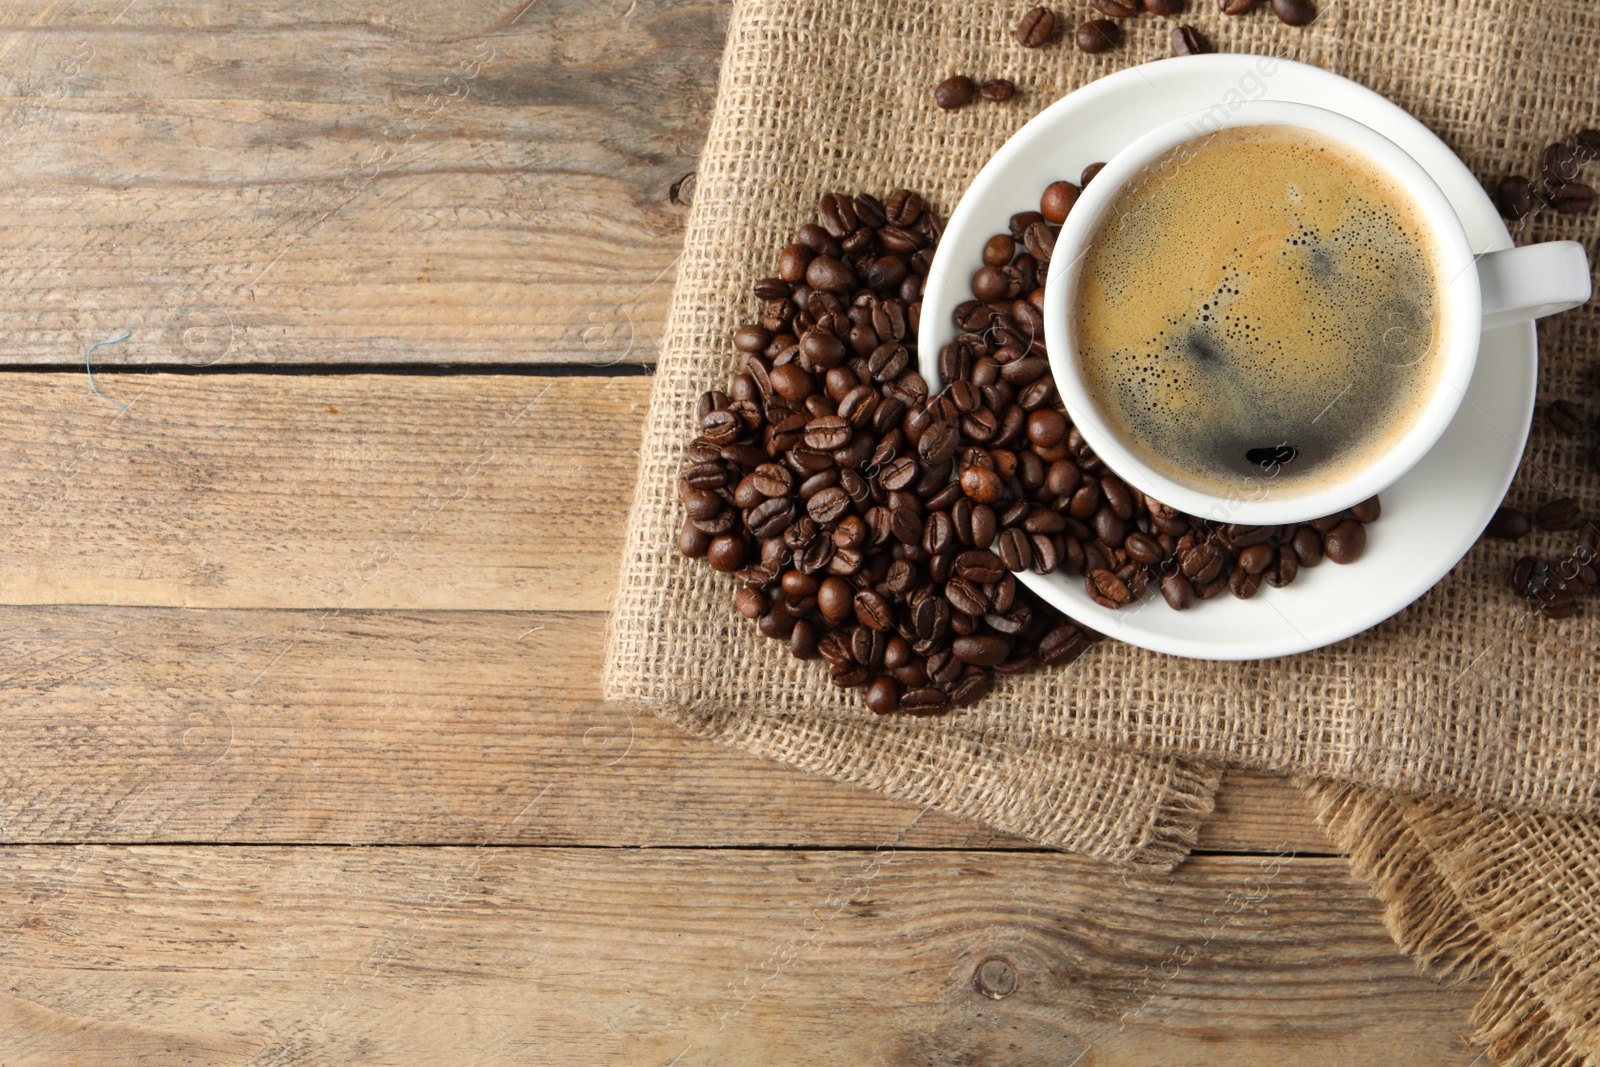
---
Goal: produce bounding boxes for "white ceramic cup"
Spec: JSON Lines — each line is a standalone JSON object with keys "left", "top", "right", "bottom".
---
{"left": 1042, "top": 100, "right": 1592, "bottom": 525}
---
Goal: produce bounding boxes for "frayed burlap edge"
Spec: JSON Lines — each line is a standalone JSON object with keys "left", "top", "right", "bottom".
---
{"left": 1303, "top": 781, "right": 1600, "bottom": 1067}
{"left": 651, "top": 704, "right": 1220, "bottom": 872}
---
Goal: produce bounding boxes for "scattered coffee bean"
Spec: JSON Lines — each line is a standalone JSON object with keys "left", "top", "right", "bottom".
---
{"left": 980, "top": 79, "right": 1017, "bottom": 102}
{"left": 1543, "top": 143, "right": 1579, "bottom": 185}
{"left": 1486, "top": 506, "right": 1532, "bottom": 540}
{"left": 1143, "top": 0, "right": 1185, "bottom": 11}
{"left": 1548, "top": 399, "right": 1585, "bottom": 436}
{"left": 1160, "top": 572, "right": 1194, "bottom": 610}
{"left": 1075, "top": 18, "right": 1119, "bottom": 53}
{"left": 1217, "top": 0, "right": 1251, "bottom": 13}
{"left": 1537, "top": 496, "right": 1583, "bottom": 532}
{"left": 1512, "top": 555, "right": 1548, "bottom": 599}
{"left": 1016, "top": 6, "right": 1056, "bottom": 47}
{"left": 1324, "top": 520, "right": 1367, "bottom": 564}
{"left": 1551, "top": 182, "right": 1597, "bottom": 214}
{"left": 1086, "top": 568, "right": 1134, "bottom": 608}
{"left": 1172, "top": 25, "right": 1207, "bottom": 54}
{"left": 1496, "top": 176, "right": 1536, "bottom": 220}
{"left": 1270, "top": 0, "right": 1316, "bottom": 25}
{"left": 935, "top": 75, "right": 977, "bottom": 110}
{"left": 1081, "top": 162, "right": 1105, "bottom": 186}
{"left": 1039, "top": 181, "right": 1079, "bottom": 224}
{"left": 1091, "top": 0, "right": 1140, "bottom": 16}
{"left": 1578, "top": 129, "right": 1600, "bottom": 154}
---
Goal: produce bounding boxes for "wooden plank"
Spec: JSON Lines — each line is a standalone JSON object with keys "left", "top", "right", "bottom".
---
{"left": 0, "top": 845, "right": 1481, "bottom": 1065}
{"left": 0, "top": 373, "right": 644, "bottom": 610}
{"left": 0, "top": 602, "right": 1326, "bottom": 854}
{"left": 0, "top": 0, "right": 724, "bottom": 365}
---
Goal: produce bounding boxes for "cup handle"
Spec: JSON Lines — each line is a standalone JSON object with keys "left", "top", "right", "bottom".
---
{"left": 1477, "top": 241, "right": 1592, "bottom": 331}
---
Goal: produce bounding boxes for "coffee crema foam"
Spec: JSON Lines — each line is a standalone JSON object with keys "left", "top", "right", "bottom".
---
{"left": 1072, "top": 125, "right": 1449, "bottom": 498}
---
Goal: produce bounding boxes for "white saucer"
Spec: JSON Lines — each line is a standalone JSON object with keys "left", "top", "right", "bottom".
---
{"left": 919, "top": 55, "right": 1535, "bottom": 661}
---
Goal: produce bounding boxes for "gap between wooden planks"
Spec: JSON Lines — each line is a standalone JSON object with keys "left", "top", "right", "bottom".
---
{"left": 0, "top": 845, "right": 1482, "bottom": 1066}
{"left": 0, "top": 0, "right": 723, "bottom": 365}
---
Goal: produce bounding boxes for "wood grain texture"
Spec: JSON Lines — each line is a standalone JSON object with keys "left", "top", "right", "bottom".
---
{"left": 0, "top": 845, "right": 1481, "bottom": 1066}
{"left": 0, "top": 373, "right": 643, "bottom": 610}
{"left": 0, "top": 0, "right": 723, "bottom": 366}
{"left": 0, "top": 602, "right": 1322, "bottom": 853}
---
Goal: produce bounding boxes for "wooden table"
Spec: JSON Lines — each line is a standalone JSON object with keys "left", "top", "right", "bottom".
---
{"left": 0, "top": 2, "right": 1489, "bottom": 1062}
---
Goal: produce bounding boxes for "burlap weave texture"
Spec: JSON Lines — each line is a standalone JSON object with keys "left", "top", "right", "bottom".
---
{"left": 604, "top": 0, "right": 1600, "bottom": 814}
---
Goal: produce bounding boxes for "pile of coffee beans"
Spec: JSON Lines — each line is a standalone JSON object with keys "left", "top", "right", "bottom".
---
{"left": 1495, "top": 128, "right": 1599, "bottom": 220}
{"left": 942, "top": 163, "right": 1380, "bottom": 613}
{"left": 678, "top": 191, "right": 1098, "bottom": 716}
{"left": 1484, "top": 395, "right": 1599, "bottom": 618}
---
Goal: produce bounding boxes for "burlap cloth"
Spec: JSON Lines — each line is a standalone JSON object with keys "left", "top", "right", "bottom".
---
{"left": 602, "top": 1, "right": 1600, "bottom": 1062}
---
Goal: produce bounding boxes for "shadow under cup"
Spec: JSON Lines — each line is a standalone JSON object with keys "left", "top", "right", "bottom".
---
{"left": 1043, "top": 104, "right": 1481, "bottom": 527}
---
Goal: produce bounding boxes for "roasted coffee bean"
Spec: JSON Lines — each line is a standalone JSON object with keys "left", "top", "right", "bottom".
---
{"left": 935, "top": 74, "right": 977, "bottom": 110}
{"left": 1124, "top": 531, "right": 1162, "bottom": 566}
{"left": 913, "top": 595, "right": 951, "bottom": 643}
{"left": 1039, "top": 181, "right": 1079, "bottom": 224}
{"left": 1091, "top": 0, "right": 1139, "bottom": 15}
{"left": 1538, "top": 496, "right": 1583, "bottom": 531}
{"left": 1552, "top": 183, "right": 1597, "bottom": 214}
{"left": 1228, "top": 565, "right": 1262, "bottom": 600}
{"left": 1038, "top": 624, "right": 1090, "bottom": 666}
{"left": 955, "top": 549, "right": 1007, "bottom": 584}
{"left": 707, "top": 534, "right": 748, "bottom": 573}
{"left": 996, "top": 527, "right": 1033, "bottom": 571}
{"left": 1217, "top": 0, "right": 1251, "bottom": 12}
{"left": 805, "top": 255, "right": 855, "bottom": 294}
{"left": 1270, "top": 0, "right": 1315, "bottom": 24}
{"left": 816, "top": 631, "right": 853, "bottom": 668}
{"left": 1496, "top": 176, "right": 1536, "bottom": 220}
{"left": 949, "top": 669, "right": 993, "bottom": 706}
{"left": 1075, "top": 18, "right": 1119, "bottom": 53}
{"left": 982, "top": 234, "right": 1017, "bottom": 267}
{"left": 952, "top": 634, "right": 1013, "bottom": 666}
{"left": 1542, "top": 589, "right": 1583, "bottom": 619}
{"left": 1266, "top": 546, "right": 1300, "bottom": 588}
{"left": 747, "top": 496, "right": 796, "bottom": 538}
{"left": 1324, "top": 519, "right": 1367, "bottom": 564}
{"left": 1310, "top": 513, "right": 1344, "bottom": 533}
{"left": 1179, "top": 541, "right": 1225, "bottom": 583}
{"left": 1579, "top": 518, "right": 1600, "bottom": 558}
{"left": 1543, "top": 143, "right": 1579, "bottom": 185}
{"left": 864, "top": 674, "right": 903, "bottom": 714}
{"left": 1081, "top": 161, "right": 1106, "bottom": 186}
{"left": 788, "top": 618, "right": 819, "bottom": 659}
{"left": 830, "top": 663, "right": 870, "bottom": 688}
{"left": 960, "top": 464, "right": 1005, "bottom": 504}
{"left": 1092, "top": 507, "right": 1125, "bottom": 547}
{"left": 1022, "top": 220, "right": 1057, "bottom": 263}
{"left": 1029, "top": 532, "right": 1061, "bottom": 575}
{"left": 884, "top": 189, "right": 924, "bottom": 227}
{"left": 1016, "top": 5, "right": 1056, "bottom": 46}
{"left": 1349, "top": 496, "right": 1382, "bottom": 524}
{"left": 803, "top": 415, "right": 852, "bottom": 450}
{"left": 817, "top": 576, "right": 855, "bottom": 623}
{"left": 919, "top": 419, "right": 960, "bottom": 464}
{"left": 1579, "top": 128, "right": 1600, "bottom": 154}
{"left": 1548, "top": 399, "right": 1585, "bottom": 436}
{"left": 851, "top": 624, "right": 886, "bottom": 667}
{"left": 1238, "top": 542, "right": 1274, "bottom": 575}
{"left": 1512, "top": 555, "right": 1548, "bottom": 599}
{"left": 1486, "top": 506, "right": 1531, "bottom": 540}
{"left": 900, "top": 686, "right": 951, "bottom": 714}
{"left": 805, "top": 486, "right": 850, "bottom": 524}
{"left": 680, "top": 517, "right": 712, "bottom": 558}
{"left": 979, "top": 79, "right": 1017, "bottom": 102}
{"left": 1085, "top": 568, "right": 1134, "bottom": 608}
{"left": 1556, "top": 554, "right": 1599, "bottom": 593}
{"left": 889, "top": 506, "right": 924, "bottom": 546}
{"left": 1172, "top": 24, "right": 1207, "bottom": 54}
{"left": 945, "top": 576, "right": 989, "bottom": 616}
{"left": 1144, "top": 0, "right": 1185, "bottom": 10}
{"left": 1160, "top": 572, "right": 1194, "bottom": 610}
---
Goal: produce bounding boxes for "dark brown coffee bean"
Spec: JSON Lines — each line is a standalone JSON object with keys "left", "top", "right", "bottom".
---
{"left": 1485, "top": 506, "right": 1530, "bottom": 540}
{"left": 949, "top": 669, "right": 992, "bottom": 706}
{"left": 852, "top": 589, "right": 892, "bottom": 632}
{"left": 748, "top": 463, "right": 792, "bottom": 498}
{"left": 1022, "top": 220, "right": 1057, "bottom": 264}
{"left": 1080, "top": 161, "right": 1105, "bottom": 186}
{"left": 1160, "top": 572, "right": 1194, "bottom": 611}
{"left": 996, "top": 527, "right": 1033, "bottom": 571}
{"left": 979, "top": 79, "right": 1016, "bottom": 102}
{"left": 900, "top": 686, "right": 951, "bottom": 714}
{"left": 850, "top": 625, "right": 885, "bottom": 668}
{"left": 1270, "top": 0, "right": 1315, "bottom": 24}
{"left": 1228, "top": 565, "right": 1262, "bottom": 600}
{"left": 805, "top": 256, "right": 855, "bottom": 294}
{"left": 1227, "top": 523, "right": 1274, "bottom": 548}
{"left": 913, "top": 595, "right": 951, "bottom": 644}
{"left": 1556, "top": 554, "right": 1598, "bottom": 593}
{"left": 707, "top": 534, "right": 747, "bottom": 573}
{"left": 1542, "top": 589, "right": 1583, "bottom": 619}
{"left": 1324, "top": 519, "right": 1367, "bottom": 564}
{"left": 1092, "top": 507, "right": 1125, "bottom": 547}
{"left": 1266, "top": 546, "right": 1300, "bottom": 588}
{"left": 777, "top": 244, "right": 811, "bottom": 283}
{"left": 951, "top": 634, "right": 1013, "bottom": 666}
{"left": 1145, "top": 0, "right": 1184, "bottom": 11}
{"left": 1016, "top": 6, "right": 1056, "bottom": 46}
{"left": 1548, "top": 399, "right": 1585, "bottom": 436}
{"left": 1310, "top": 513, "right": 1344, "bottom": 533}
{"left": 1075, "top": 18, "right": 1119, "bottom": 53}
{"left": 955, "top": 549, "right": 1007, "bottom": 585}
{"left": 1123, "top": 532, "right": 1162, "bottom": 567}
{"left": 864, "top": 675, "right": 903, "bottom": 714}
{"left": 1538, "top": 496, "right": 1583, "bottom": 531}
{"left": 959, "top": 465, "right": 1005, "bottom": 505}
{"left": 1543, "top": 143, "right": 1579, "bottom": 185}
{"left": 945, "top": 576, "right": 989, "bottom": 616}
{"left": 803, "top": 415, "right": 852, "bottom": 451}
{"left": 970, "top": 505, "right": 999, "bottom": 549}
{"left": 1085, "top": 568, "right": 1133, "bottom": 608}
{"left": 830, "top": 663, "right": 870, "bottom": 688}
{"left": 1579, "top": 518, "right": 1600, "bottom": 558}
{"left": 1179, "top": 541, "right": 1224, "bottom": 583}
{"left": 935, "top": 75, "right": 976, "bottom": 110}
{"left": 1171, "top": 24, "right": 1207, "bottom": 54}
{"left": 882, "top": 189, "right": 923, "bottom": 228}
{"left": 1029, "top": 532, "right": 1061, "bottom": 575}
{"left": 806, "top": 486, "right": 850, "bottom": 525}
{"left": 680, "top": 517, "right": 712, "bottom": 558}
{"left": 1092, "top": 0, "right": 1140, "bottom": 13}
{"left": 1579, "top": 129, "right": 1600, "bottom": 154}
{"left": 1349, "top": 496, "right": 1382, "bottom": 524}
{"left": 919, "top": 419, "right": 960, "bottom": 464}
{"left": 1217, "top": 0, "right": 1251, "bottom": 12}
{"left": 786, "top": 618, "right": 819, "bottom": 660}
{"left": 1038, "top": 624, "right": 1090, "bottom": 666}
{"left": 747, "top": 496, "right": 796, "bottom": 538}
{"left": 1496, "top": 176, "right": 1536, "bottom": 220}
{"left": 1039, "top": 181, "right": 1079, "bottom": 224}
{"left": 1512, "top": 555, "right": 1547, "bottom": 599}
{"left": 1552, "top": 183, "right": 1597, "bottom": 214}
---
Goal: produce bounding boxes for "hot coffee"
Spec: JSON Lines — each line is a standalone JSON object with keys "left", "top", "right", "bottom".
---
{"left": 1072, "top": 125, "right": 1449, "bottom": 497}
